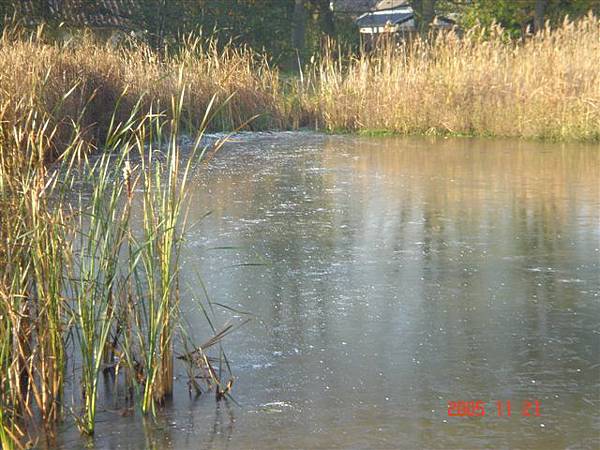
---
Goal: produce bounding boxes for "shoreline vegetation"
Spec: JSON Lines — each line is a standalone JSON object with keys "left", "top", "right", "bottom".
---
{"left": 0, "top": 14, "right": 599, "bottom": 449}
{"left": 0, "top": 66, "right": 237, "bottom": 449}
{"left": 2, "top": 16, "right": 600, "bottom": 146}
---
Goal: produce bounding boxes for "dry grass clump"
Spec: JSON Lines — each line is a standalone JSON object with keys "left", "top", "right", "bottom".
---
{"left": 0, "top": 27, "right": 288, "bottom": 156}
{"left": 307, "top": 14, "right": 600, "bottom": 141}
{"left": 0, "top": 91, "right": 237, "bottom": 448}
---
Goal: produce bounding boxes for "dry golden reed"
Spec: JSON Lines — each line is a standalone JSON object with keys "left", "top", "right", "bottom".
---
{"left": 1, "top": 16, "right": 600, "bottom": 144}
{"left": 0, "top": 98, "right": 236, "bottom": 448}
{"left": 0, "top": 28, "right": 289, "bottom": 155}
{"left": 306, "top": 14, "right": 600, "bottom": 141}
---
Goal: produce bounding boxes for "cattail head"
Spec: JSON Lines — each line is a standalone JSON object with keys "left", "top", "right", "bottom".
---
{"left": 123, "top": 160, "right": 132, "bottom": 199}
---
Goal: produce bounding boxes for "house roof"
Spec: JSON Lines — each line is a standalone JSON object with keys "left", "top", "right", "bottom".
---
{"left": 356, "top": 4, "right": 456, "bottom": 31}
{"left": 375, "top": 0, "right": 410, "bottom": 10}
{"left": 356, "top": 8, "right": 413, "bottom": 28}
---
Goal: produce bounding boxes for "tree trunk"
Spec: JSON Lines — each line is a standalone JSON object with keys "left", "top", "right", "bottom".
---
{"left": 412, "top": 0, "right": 422, "bottom": 31}
{"left": 421, "top": 0, "right": 435, "bottom": 34}
{"left": 292, "top": 0, "right": 307, "bottom": 54}
{"left": 534, "top": 0, "right": 548, "bottom": 33}
{"left": 317, "top": 0, "right": 335, "bottom": 37}
{"left": 38, "top": 0, "right": 51, "bottom": 22}
{"left": 412, "top": 0, "right": 436, "bottom": 35}
{"left": 154, "top": 0, "right": 167, "bottom": 50}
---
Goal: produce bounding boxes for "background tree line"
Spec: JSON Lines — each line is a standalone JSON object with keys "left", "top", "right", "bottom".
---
{"left": 1, "top": 0, "right": 599, "bottom": 62}
{"left": 0, "top": 0, "right": 352, "bottom": 64}
{"left": 441, "top": 0, "right": 600, "bottom": 36}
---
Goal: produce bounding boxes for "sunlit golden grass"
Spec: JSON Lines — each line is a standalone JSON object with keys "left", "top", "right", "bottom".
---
{"left": 2, "top": 16, "right": 599, "bottom": 148}
{"left": 307, "top": 15, "right": 600, "bottom": 141}
{"left": 0, "top": 27, "right": 289, "bottom": 157}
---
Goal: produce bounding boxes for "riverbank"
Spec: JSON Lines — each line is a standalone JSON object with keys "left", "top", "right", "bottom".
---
{"left": 1, "top": 16, "right": 600, "bottom": 153}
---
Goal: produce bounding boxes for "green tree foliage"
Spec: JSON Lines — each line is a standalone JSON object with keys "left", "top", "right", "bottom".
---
{"left": 134, "top": 0, "right": 354, "bottom": 64}
{"left": 4, "top": 0, "right": 598, "bottom": 61}
{"left": 458, "top": 0, "right": 600, "bottom": 36}
{"left": 178, "top": 0, "right": 297, "bottom": 60}
{"left": 411, "top": 0, "right": 437, "bottom": 32}
{"left": 131, "top": 0, "right": 341, "bottom": 63}
{"left": 0, "top": 1, "right": 12, "bottom": 25}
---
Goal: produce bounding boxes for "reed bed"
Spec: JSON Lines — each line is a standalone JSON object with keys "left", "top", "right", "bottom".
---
{"left": 0, "top": 26, "right": 290, "bottom": 152}
{"left": 307, "top": 15, "right": 600, "bottom": 141}
{"left": 0, "top": 84, "right": 235, "bottom": 447}
{"left": 2, "top": 16, "right": 600, "bottom": 145}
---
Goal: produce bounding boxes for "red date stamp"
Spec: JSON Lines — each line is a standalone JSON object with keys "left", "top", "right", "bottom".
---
{"left": 447, "top": 400, "right": 541, "bottom": 417}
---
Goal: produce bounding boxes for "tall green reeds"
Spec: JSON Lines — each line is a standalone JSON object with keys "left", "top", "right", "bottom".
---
{"left": 70, "top": 148, "right": 131, "bottom": 434}
{"left": 123, "top": 90, "right": 210, "bottom": 416}
{"left": 0, "top": 84, "right": 232, "bottom": 445}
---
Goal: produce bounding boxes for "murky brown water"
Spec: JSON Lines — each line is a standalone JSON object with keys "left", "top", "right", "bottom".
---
{"left": 58, "top": 134, "right": 599, "bottom": 449}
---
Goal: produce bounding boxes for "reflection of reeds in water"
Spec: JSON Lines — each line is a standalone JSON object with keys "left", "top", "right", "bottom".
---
{"left": 0, "top": 90, "right": 235, "bottom": 447}
{"left": 323, "top": 137, "right": 599, "bottom": 227}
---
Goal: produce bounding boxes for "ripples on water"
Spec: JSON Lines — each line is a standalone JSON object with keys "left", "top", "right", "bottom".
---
{"left": 58, "top": 133, "right": 599, "bottom": 449}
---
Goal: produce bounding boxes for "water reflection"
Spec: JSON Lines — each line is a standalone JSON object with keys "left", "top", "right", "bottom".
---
{"left": 58, "top": 134, "right": 599, "bottom": 449}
